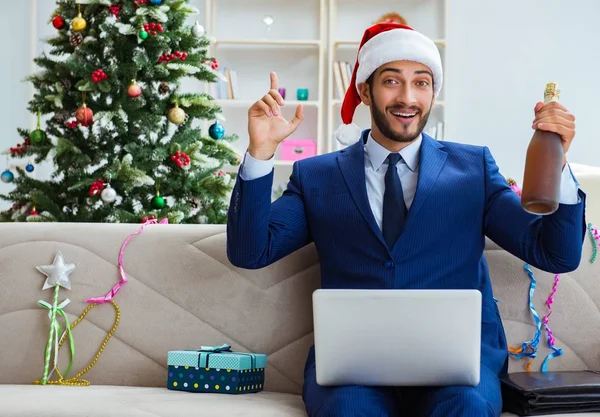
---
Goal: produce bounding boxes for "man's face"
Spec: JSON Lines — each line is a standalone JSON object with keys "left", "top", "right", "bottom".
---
{"left": 359, "top": 60, "right": 435, "bottom": 143}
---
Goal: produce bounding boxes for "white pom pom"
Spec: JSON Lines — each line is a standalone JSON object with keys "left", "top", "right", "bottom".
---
{"left": 334, "top": 123, "right": 362, "bottom": 146}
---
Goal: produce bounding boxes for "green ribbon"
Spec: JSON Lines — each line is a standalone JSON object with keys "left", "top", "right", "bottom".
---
{"left": 38, "top": 298, "right": 75, "bottom": 379}
{"left": 200, "top": 343, "right": 232, "bottom": 353}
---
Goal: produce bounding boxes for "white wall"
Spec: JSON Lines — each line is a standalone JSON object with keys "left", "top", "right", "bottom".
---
{"left": 0, "top": 0, "right": 598, "bottom": 211}
{"left": 0, "top": 0, "right": 37, "bottom": 208}
{"left": 445, "top": 0, "right": 600, "bottom": 182}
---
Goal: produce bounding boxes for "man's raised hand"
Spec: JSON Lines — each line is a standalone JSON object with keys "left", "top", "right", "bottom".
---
{"left": 247, "top": 72, "right": 304, "bottom": 160}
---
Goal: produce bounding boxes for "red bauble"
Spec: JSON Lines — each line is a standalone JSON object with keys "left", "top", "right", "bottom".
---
{"left": 75, "top": 105, "right": 94, "bottom": 127}
{"left": 128, "top": 81, "right": 142, "bottom": 98}
{"left": 52, "top": 16, "right": 66, "bottom": 30}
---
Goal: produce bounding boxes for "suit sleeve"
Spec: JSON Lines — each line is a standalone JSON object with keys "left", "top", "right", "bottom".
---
{"left": 226, "top": 161, "right": 313, "bottom": 269}
{"left": 482, "top": 146, "right": 586, "bottom": 274}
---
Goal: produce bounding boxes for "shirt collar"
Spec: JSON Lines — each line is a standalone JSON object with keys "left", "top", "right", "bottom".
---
{"left": 365, "top": 131, "right": 422, "bottom": 172}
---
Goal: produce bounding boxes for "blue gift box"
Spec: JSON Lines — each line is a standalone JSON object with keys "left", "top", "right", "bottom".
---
{"left": 167, "top": 344, "right": 267, "bottom": 394}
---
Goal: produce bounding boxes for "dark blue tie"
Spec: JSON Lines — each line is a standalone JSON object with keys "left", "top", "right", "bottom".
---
{"left": 382, "top": 153, "right": 406, "bottom": 248}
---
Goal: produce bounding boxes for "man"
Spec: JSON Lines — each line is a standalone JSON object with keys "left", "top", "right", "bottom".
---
{"left": 226, "top": 22, "right": 586, "bottom": 417}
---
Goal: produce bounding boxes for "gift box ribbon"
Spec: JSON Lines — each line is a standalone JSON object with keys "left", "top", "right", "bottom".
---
{"left": 188, "top": 344, "right": 260, "bottom": 369}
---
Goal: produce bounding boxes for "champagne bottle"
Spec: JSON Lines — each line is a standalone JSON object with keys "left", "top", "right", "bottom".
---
{"left": 520, "top": 82, "right": 564, "bottom": 215}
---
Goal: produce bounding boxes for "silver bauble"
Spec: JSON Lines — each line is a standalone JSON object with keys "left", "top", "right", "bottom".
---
{"left": 192, "top": 21, "right": 205, "bottom": 38}
{"left": 101, "top": 185, "right": 118, "bottom": 203}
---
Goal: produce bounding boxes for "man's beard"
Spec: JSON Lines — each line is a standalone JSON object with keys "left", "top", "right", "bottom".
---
{"left": 371, "top": 98, "right": 432, "bottom": 143}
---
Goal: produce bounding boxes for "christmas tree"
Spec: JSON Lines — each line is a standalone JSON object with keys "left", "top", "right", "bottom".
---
{"left": 0, "top": 0, "right": 240, "bottom": 224}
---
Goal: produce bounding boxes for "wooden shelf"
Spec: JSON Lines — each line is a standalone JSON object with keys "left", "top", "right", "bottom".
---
{"left": 215, "top": 99, "right": 320, "bottom": 108}
{"left": 215, "top": 39, "right": 321, "bottom": 47}
{"left": 334, "top": 39, "right": 447, "bottom": 48}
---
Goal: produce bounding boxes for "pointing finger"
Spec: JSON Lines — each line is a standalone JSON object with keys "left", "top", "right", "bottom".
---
{"left": 270, "top": 72, "right": 278, "bottom": 91}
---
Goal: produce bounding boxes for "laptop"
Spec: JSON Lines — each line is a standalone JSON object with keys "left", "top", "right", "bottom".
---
{"left": 312, "top": 289, "right": 482, "bottom": 387}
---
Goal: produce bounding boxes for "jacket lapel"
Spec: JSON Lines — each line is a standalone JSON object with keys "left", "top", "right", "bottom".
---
{"left": 403, "top": 133, "right": 447, "bottom": 230}
{"left": 337, "top": 130, "right": 388, "bottom": 248}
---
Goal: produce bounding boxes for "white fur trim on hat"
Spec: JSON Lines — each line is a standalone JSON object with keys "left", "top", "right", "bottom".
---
{"left": 356, "top": 29, "right": 443, "bottom": 98}
{"left": 334, "top": 122, "right": 362, "bottom": 146}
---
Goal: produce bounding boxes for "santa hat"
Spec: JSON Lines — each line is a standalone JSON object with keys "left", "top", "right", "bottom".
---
{"left": 335, "top": 23, "right": 443, "bottom": 146}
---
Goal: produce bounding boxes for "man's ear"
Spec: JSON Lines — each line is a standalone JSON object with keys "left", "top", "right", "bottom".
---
{"left": 357, "top": 82, "right": 371, "bottom": 106}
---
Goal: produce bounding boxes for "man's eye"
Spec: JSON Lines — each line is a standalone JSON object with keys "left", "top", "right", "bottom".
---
{"left": 416, "top": 81, "right": 430, "bottom": 87}
{"left": 384, "top": 79, "right": 398, "bottom": 84}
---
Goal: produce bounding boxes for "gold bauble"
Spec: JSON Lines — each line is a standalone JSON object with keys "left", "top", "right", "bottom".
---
{"left": 168, "top": 106, "right": 186, "bottom": 125}
{"left": 72, "top": 14, "right": 87, "bottom": 32}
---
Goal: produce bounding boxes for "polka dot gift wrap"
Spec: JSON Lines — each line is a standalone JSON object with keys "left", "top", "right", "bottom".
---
{"left": 166, "top": 344, "right": 267, "bottom": 394}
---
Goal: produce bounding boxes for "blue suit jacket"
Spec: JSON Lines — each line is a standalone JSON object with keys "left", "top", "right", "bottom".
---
{"left": 227, "top": 130, "right": 586, "bottom": 376}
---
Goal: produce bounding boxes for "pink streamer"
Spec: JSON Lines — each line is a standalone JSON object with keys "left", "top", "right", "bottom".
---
{"left": 85, "top": 218, "right": 168, "bottom": 304}
{"left": 541, "top": 274, "right": 560, "bottom": 346}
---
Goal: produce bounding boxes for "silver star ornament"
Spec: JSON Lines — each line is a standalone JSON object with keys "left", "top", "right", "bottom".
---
{"left": 37, "top": 251, "right": 76, "bottom": 290}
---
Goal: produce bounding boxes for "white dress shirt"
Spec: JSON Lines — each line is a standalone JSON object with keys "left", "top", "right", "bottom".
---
{"left": 239, "top": 133, "right": 580, "bottom": 231}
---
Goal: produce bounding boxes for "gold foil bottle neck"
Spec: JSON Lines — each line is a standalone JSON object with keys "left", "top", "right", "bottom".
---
{"left": 544, "top": 82, "right": 560, "bottom": 103}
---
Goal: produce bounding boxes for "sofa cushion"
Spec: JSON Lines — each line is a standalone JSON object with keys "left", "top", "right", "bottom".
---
{"left": 0, "top": 385, "right": 307, "bottom": 417}
{"left": 0, "top": 223, "right": 318, "bottom": 395}
{"left": 2, "top": 385, "right": 600, "bottom": 417}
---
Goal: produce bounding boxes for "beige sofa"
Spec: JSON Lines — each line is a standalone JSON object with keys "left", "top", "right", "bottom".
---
{"left": 0, "top": 172, "right": 599, "bottom": 416}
